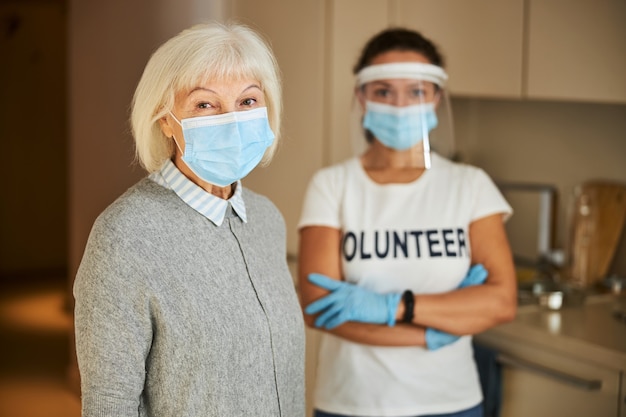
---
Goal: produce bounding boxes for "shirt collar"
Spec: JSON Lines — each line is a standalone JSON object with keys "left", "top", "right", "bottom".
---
{"left": 149, "top": 159, "right": 247, "bottom": 226}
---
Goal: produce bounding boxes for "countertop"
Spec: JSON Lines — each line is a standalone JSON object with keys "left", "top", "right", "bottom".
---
{"left": 475, "top": 294, "right": 626, "bottom": 372}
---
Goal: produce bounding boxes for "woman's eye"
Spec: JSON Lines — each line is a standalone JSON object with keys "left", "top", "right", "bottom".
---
{"left": 241, "top": 98, "right": 257, "bottom": 106}
{"left": 197, "top": 102, "right": 212, "bottom": 109}
{"left": 411, "top": 89, "right": 426, "bottom": 97}
{"left": 374, "top": 89, "right": 390, "bottom": 98}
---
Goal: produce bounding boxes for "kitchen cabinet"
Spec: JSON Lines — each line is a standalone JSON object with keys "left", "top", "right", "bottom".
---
{"left": 484, "top": 337, "right": 620, "bottom": 416}
{"left": 476, "top": 296, "right": 626, "bottom": 417}
{"left": 526, "top": 0, "right": 626, "bottom": 103}
{"left": 393, "top": 0, "right": 525, "bottom": 98}
{"left": 390, "top": 0, "right": 626, "bottom": 103}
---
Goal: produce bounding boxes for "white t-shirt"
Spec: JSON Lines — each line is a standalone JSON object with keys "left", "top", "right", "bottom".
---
{"left": 298, "top": 153, "right": 512, "bottom": 417}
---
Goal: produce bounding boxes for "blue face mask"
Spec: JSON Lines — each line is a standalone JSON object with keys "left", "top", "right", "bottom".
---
{"left": 362, "top": 101, "right": 438, "bottom": 151}
{"left": 171, "top": 107, "right": 275, "bottom": 187}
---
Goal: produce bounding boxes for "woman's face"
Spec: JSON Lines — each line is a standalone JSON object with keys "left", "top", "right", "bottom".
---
{"left": 158, "top": 76, "right": 266, "bottom": 193}
{"left": 159, "top": 77, "right": 266, "bottom": 151}
{"left": 358, "top": 50, "right": 439, "bottom": 107}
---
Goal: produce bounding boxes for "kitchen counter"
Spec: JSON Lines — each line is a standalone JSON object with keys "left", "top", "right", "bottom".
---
{"left": 476, "top": 294, "right": 626, "bottom": 372}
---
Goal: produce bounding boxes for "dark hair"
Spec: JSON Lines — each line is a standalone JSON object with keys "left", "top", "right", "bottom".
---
{"left": 353, "top": 28, "right": 445, "bottom": 74}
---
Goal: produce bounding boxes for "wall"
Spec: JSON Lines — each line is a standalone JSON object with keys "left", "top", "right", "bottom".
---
{"left": 453, "top": 98, "right": 626, "bottom": 275}
{"left": 0, "top": 1, "right": 67, "bottom": 279}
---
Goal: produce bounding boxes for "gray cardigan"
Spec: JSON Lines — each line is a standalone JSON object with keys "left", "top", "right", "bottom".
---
{"left": 74, "top": 178, "right": 305, "bottom": 416}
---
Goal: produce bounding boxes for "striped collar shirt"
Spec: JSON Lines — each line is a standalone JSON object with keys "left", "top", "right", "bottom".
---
{"left": 149, "top": 159, "right": 247, "bottom": 227}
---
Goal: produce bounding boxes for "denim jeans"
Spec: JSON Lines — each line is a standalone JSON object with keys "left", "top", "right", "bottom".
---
{"left": 314, "top": 403, "right": 484, "bottom": 417}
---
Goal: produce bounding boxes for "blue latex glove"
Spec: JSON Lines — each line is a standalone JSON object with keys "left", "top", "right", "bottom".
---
{"left": 425, "top": 328, "right": 460, "bottom": 350}
{"left": 305, "top": 273, "right": 402, "bottom": 330}
{"left": 426, "top": 264, "right": 489, "bottom": 350}
{"left": 457, "top": 264, "right": 488, "bottom": 288}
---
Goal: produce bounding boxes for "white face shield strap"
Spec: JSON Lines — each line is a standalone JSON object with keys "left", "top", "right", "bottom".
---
{"left": 356, "top": 62, "right": 448, "bottom": 87}
{"left": 351, "top": 62, "right": 454, "bottom": 169}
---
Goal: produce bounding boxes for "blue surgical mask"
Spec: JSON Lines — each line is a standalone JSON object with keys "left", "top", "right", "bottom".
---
{"left": 170, "top": 107, "right": 275, "bottom": 187}
{"left": 362, "top": 101, "right": 438, "bottom": 151}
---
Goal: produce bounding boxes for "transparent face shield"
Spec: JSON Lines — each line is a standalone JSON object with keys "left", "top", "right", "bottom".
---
{"left": 351, "top": 62, "right": 454, "bottom": 169}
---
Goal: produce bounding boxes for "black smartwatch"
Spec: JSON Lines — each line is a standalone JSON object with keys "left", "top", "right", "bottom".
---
{"left": 402, "top": 290, "right": 414, "bottom": 323}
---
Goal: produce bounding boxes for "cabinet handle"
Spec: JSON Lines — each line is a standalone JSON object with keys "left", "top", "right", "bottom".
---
{"left": 497, "top": 353, "right": 602, "bottom": 391}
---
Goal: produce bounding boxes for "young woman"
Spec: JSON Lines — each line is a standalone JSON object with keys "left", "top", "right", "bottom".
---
{"left": 298, "top": 28, "right": 516, "bottom": 417}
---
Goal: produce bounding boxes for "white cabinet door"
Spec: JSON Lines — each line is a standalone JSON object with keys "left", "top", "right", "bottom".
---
{"left": 479, "top": 336, "right": 621, "bottom": 417}
{"left": 526, "top": 0, "right": 626, "bottom": 103}
{"left": 393, "top": 0, "right": 626, "bottom": 103}
{"left": 500, "top": 357, "right": 618, "bottom": 416}
{"left": 393, "top": 0, "right": 525, "bottom": 98}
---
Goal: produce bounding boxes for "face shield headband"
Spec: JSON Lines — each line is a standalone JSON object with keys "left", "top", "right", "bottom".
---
{"left": 355, "top": 62, "right": 448, "bottom": 88}
{"left": 352, "top": 62, "right": 453, "bottom": 169}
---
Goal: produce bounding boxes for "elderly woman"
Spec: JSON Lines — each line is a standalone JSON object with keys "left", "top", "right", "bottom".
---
{"left": 73, "top": 22, "right": 304, "bottom": 416}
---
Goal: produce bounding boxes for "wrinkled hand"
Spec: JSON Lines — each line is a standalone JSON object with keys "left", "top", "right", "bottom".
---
{"left": 457, "top": 264, "right": 488, "bottom": 289}
{"left": 305, "top": 273, "right": 401, "bottom": 330}
{"left": 425, "top": 264, "right": 489, "bottom": 350}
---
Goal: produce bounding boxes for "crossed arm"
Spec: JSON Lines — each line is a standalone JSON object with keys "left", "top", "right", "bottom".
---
{"left": 297, "top": 213, "right": 517, "bottom": 347}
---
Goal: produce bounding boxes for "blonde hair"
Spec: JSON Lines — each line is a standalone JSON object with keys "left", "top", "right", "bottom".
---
{"left": 131, "top": 22, "right": 282, "bottom": 172}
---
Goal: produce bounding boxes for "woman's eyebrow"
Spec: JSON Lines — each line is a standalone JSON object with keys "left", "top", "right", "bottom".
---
{"left": 242, "top": 84, "right": 262, "bottom": 93}
{"left": 187, "top": 84, "right": 262, "bottom": 95}
{"left": 188, "top": 87, "right": 217, "bottom": 95}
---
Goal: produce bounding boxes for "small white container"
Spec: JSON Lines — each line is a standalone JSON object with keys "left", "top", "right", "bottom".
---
{"left": 538, "top": 291, "right": 564, "bottom": 310}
